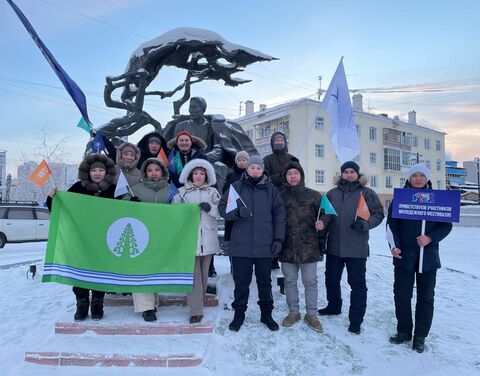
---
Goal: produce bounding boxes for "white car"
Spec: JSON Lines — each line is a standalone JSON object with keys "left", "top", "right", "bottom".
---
{"left": 0, "top": 202, "right": 50, "bottom": 248}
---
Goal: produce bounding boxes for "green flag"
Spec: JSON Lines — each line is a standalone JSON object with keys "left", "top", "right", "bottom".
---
{"left": 320, "top": 194, "right": 338, "bottom": 216}
{"left": 76, "top": 117, "right": 91, "bottom": 133}
{"left": 42, "top": 191, "right": 200, "bottom": 293}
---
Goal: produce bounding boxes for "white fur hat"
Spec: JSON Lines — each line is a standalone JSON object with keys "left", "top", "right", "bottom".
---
{"left": 407, "top": 163, "right": 431, "bottom": 181}
{"left": 179, "top": 159, "right": 216, "bottom": 185}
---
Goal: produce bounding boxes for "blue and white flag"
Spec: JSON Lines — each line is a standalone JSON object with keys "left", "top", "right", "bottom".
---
{"left": 91, "top": 133, "right": 105, "bottom": 154}
{"left": 226, "top": 185, "right": 241, "bottom": 213}
{"left": 7, "top": 0, "right": 92, "bottom": 125}
{"left": 322, "top": 58, "right": 359, "bottom": 163}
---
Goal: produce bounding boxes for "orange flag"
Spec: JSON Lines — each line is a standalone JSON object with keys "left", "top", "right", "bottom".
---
{"left": 157, "top": 148, "right": 169, "bottom": 167}
{"left": 29, "top": 159, "right": 52, "bottom": 188}
{"left": 356, "top": 192, "right": 371, "bottom": 221}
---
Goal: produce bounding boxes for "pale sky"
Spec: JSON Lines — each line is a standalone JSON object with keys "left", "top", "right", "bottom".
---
{"left": 1, "top": 0, "right": 479, "bottom": 176}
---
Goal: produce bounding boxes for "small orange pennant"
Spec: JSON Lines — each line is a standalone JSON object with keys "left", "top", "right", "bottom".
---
{"left": 28, "top": 159, "right": 52, "bottom": 188}
{"left": 157, "top": 148, "right": 169, "bottom": 167}
{"left": 356, "top": 192, "right": 371, "bottom": 221}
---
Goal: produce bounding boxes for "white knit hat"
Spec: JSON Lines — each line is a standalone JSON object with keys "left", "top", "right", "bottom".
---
{"left": 407, "top": 163, "right": 431, "bottom": 181}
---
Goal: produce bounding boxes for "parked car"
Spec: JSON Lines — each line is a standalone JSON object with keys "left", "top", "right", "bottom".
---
{"left": 0, "top": 201, "right": 50, "bottom": 248}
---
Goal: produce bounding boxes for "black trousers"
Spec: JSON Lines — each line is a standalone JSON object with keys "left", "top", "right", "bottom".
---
{"left": 325, "top": 254, "right": 367, "bottom": 326}
{"left": 231, "top": 257, "right": 274, "bottom": 313}
{"left": 73, "top": 287, "right": 105, "bottom": 300}
{"left": 394, "top": 266, "right": 437, "bottom": 337}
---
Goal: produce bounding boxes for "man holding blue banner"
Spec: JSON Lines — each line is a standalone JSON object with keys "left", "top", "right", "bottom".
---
{"left": 387, "top": 164, "right": 453, "bottom": 353}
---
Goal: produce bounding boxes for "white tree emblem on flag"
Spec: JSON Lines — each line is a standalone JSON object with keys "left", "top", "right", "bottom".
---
{"left": 106, "top": 217, "right": 149, "bottom": 258}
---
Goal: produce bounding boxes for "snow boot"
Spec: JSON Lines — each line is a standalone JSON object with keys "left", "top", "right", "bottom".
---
{"left": 282, "top": 312, "right": 301, "bottom": 327}
{"left": 228, "top": 311, "right": 245, "bottom": 332}
{"left": 348, "top": 324, "right": 361, "bottom": 335}
{"left": 90, "top": 297, "right": 104, "bottom": 321}
{"left": 412, "top": 336, "right": 425, "bottom": 353}
{"left": 74, "top": 298, "right": 89, "bottom": 321}
{"left": 317, "top": 306, "right": 341, "bottom": 316}
{"left": 304, "top": 314, "right": 324, "bottom": 333}
{"left": 389, "top": 332, "right": 412, "bottom": 344}
{"left": 260, "top": 312, "right": 279, "bottom": 331}
{"left": 189, "top": 315, "right": 203, "bottom": 324}
{"left": 142, "top": 310, "right": 157, "bottom": 322}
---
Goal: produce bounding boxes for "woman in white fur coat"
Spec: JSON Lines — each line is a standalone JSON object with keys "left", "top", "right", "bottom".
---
{"left": 172, "top": 159, "right": 220, "bottom": 323}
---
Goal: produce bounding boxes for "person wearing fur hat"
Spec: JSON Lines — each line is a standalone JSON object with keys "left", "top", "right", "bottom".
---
{"left": 278, "top": 162, "right": 329, "bottom": 332}
{"left": 115, "top": 142, "right": 142, "bottom": 188}
{"left": 167, "top": 130, "right": 208, "bottom": 188}
{"left": 46, "top": 153, "right": 117, "bottom": 322}
{"left": 125, "top": 158, "right": 171, "bottom": 321}
{"left": 387, "top": 164, "right": 452, "bottom": 353}
{"left": 219, "top": 155, "right": 286, "bottom": 332}
{"left": 172, "top": 159, "right": 221, "bottom": 324}
{"left": 317, "top": 161, "right": 384, "bottom": 335}
{"left": 136, "top": 131, "right": 168, "bottom": 169}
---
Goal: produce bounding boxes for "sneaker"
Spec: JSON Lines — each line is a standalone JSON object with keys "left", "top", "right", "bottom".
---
{"left": 317, "top": 306, "right": 341, "bottom": 316}
{"left": 260, "top": 314, "right": 279, "bottom": 331}
{"left": 348, "top": 324, "right": 361, "bottom": 335}
{"left": 229, "top": 312, "right": 245, "bottom": 331}
{"left": 304, "top": 314, "right": 324, "bottom": 333}
{"left": 389, "top": 332, "right": 412, "bottom": 344}
{"left": 282, "top": 312, "right": 301, "bottom": 327}
{"left": 142, "top": 310, "right": 157, "bottom": 322}
{"left": 90, "top": 297, "right": 104, "bottom": 321}
{"left": 412, "top": 336, "right": 425, "bottom": 353}
{"left": 189, "top": 315, "right": 203, "bottom": 324}
{"left": 74, "top": 298, "right": 89, "bottom": 321}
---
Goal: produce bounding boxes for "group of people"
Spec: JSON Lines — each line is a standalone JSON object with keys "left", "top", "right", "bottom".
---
{"left": 47, "top": 124, "right": 451, "bottom": 355}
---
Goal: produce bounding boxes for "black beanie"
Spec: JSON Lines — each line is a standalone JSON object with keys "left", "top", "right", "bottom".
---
{"left": 340, "top": 161, "right": 360, "bottom": 174}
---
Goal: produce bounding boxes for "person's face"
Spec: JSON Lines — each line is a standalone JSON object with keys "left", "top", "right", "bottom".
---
{"left": 189, "top": 100, "right": 204, "bottom": 119}
{"left": 410, "top": 172, "right": 427, "bottom": 188}
{"left": 236, "top": 157, "right": 248, "bottom": 169}
{"left": 286, "top": 169, "right": 302, "bottom": 186}
{"left": 247, "top": 164, "right": 264, "bottom": 178}
{"left": 192, "top": 168, "right": 206, "bottom": 187}
{"left": 90, "top": 168, "right": 106, "bottom": 183}
{"left": 146, "top": 163, "right": 163, "bottom": 181}
{"left": 177, "top": 135, "right": 192, "bottom": 153}
{"left": 148, "top": 141, "right": 161, "bottom": 155}
{"left": 120, "top": 151, "right": 136, "bottom": 167}
{"left": 274, "top": 136, "right": 285, "bottom": 146}
{"left": 342, "top": 168, "right": 358, "bottom": 182}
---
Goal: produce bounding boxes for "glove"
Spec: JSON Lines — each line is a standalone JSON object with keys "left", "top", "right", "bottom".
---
{"left": 130, "top": 196, "right": 141, "bottom": 202}
{"left": 271, "top": 240, "right": 282, "bottom": 256}
{"left": 237, "top": 207, "right": 253, "bottom": 218}
{"left": 199, "top": 202, "right": 211, "bottom": 212}
{"left": 350, "top": 219, "right": 369, "bottom": 231}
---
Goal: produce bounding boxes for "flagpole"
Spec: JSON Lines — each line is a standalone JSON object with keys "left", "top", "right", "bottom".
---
{"left": 418, "top": 220, "right": 426, "bottom": 274}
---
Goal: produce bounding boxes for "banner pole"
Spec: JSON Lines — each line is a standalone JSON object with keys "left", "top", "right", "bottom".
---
{"left": 418, "top": 220, "right": 426, "bottom": 274}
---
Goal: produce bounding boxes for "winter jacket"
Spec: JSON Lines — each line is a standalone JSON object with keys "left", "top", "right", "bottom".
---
{"left": 221, "top": 164, "right": 247, "bottom": 241}
{"left": 387, "top": 182, "right": 452, "bottom": 272}
{"left": 136, "top": 131, "right": 169, "bottom": 169}
{"left": 278, "top": 162, "right": 327, "bottom": 264}
{"left": 166, "top": 135, "right": 207, "bottom": 188}
{"left": 129, "top": 158, "right": 170, "bottom": 204}
{"left": 46, "top": 153, "right": 117, "bottom": 210}
{"left": 325, "top": 174, "right": 384, "bottom": 258}
{"left": 263, "top": 132, "right": 299, "bottom": 186}
{"left": 115, "top": 142, "right": 142, "bottom": 188}
{"left": 172, "top": 159, "right": 220, "bottom": 256}
{"left": 218, "top": 172, "right": 286, "bottom": 258}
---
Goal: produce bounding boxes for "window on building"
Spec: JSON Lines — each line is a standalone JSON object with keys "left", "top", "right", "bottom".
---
{"left": 436, "top": 159, "right": 442, "bottom": 171}
{"left": 412, "top": 136, "right": 418, "bottom": 147}
{"left": 437, "top": 181, "right": 442, "bottom": 189}
{"left": 315, "top": 170, "right": 325, "bottom": 184}
{"left": 386, "top": 176, "right": 393, "bottom": 188}
{"left": 384, "top": 148, "right": 401, "bottom": 171}
{"left": 315, "top": 144, "right": 325, "bottom": 158}
{"left": 369, "top": 152, "right": 377, "bottom": 165}
{"left": 435, "top": 140, "right": 441, "bottom": 151}
{"left": 425, "top": 160, "right": 431, "bottom": 169}
{"left": 356, "top": 124, "right": 361, "bottom": 137}
{"left": 401, "top": 151, "right": 412, "bottom": 166}
{"left": 369, "top": 127, "right": 377, "bottom": 141}
{"left": 400, "top": 178, "right": 406, "bottom": 187}
{"left": 424, "top": 138, "right": 431, "bottom": 150}
{"left": 370, "top": 175, "right": 378, "bottom": 188}
{"left": 314, "top": 117, "right": 324, "bottom": 130}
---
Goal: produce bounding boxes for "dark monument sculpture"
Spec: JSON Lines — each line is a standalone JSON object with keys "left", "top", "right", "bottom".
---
{"left": 96, "top": 28, "right": 276, "bottom": 172}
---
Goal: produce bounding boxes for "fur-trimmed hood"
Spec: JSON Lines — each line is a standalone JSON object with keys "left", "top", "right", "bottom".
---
{"left": 116, "top": 142, "right": 141, "bottom": 169}
{"left": 179, "top": 159, "right": 216, "bottom": 186}
{"left": 333, "top": 173, "right": 369, "bottom": 188}
{"left": 270, "top": 131, "right": 288, "bottom": 152}
{"left": 78, "top": 153, "right": 116, "bottom": 192}
{"left": 166, "top": 134, "right": 207, "bottom": 151}
{"left": 139, "top": 158, "right": 169, "bottom": 180}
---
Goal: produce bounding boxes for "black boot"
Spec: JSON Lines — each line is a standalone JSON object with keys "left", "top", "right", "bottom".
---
{"left": 317, "top": 306, "right": 341, "bottom": 316}
{"left": 229, "top": 311, "right": 245, "bottom": 332}
{"left": 90, "top": 297, "right": 104, "bottom": 321}
{"left": 74, "top": 298, "right": 89, "bottom": 321}
{"left": 348, "top": 324, "right": 361, "bottom": 335}
{"left": 260, "top": 312, "right": 279, "bottom": 331}
{"left": 143, "top": 310, "right": 157, "bottom": 322}
{"left": 412, "top": 336, "right": 425, "bottom": 353}
{"left": 389, "top": 332, "right": 412, "bottom": 344}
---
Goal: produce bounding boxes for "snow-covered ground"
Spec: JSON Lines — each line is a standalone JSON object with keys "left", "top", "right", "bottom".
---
{"left": 1, "top": 221, "right": 479, "bottom": 376}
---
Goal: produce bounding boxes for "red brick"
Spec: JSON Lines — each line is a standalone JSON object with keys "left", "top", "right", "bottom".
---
{"left": 117, "top": 325, "right": 150, "bottom": 335}
{"left": 179, "top": 323, "right": 214, "bottom": 334}
{"left": 205, "top": 295, "right": 219, "bottom": 307}
{"left": 167, "top": 357, "right": 202, "bottom": 367}
{"left": 60, "top": 353, "right": 96, "bottom": 367}
{"left": 148, "top": 326, "right": 180, "bottom": 335}
{"left": 131, "top": 356, "right": 168, "bottom": 367}
{"left": 25, "top": 352, "right": 60, "bottom": 366}
{"left": 92, "top": 327, "right": 118, "bottom": 335}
